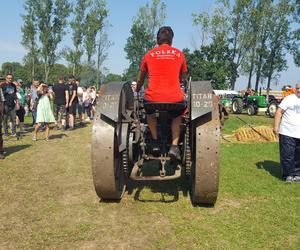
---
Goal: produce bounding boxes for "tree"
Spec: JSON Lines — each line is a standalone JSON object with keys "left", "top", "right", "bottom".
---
{"left": 290, "top": 0, "right": 300, "bottom": 67}
{"left": 64, "top": 0, "right": 89, "bottom": 76}
{"left": 262, "top": 0, "right": 293, "bottom": 95}
{"left": 79, "top": 63, "right": 98, "bottom": 87}
{"left": 83, "top": 0, "right": 108, "bottom": 63}
{"left": 251, "top": 0, "right": 273, "bottom": 91}
{"left": 134, "top": 0, "right": 166, "bottom": 41}
{"left": 21, "top": 0, "right": 39, "bottom": 80}
{"left": 183, "top": 37, "right": 233, "bottom": 90}
{"left": 124, "top": 22, "right": 154, "bottom": 79}
{"left": 103, "top": 73, "right": 122, "bottom": 84}
{"left": 34, "top": 0, "right": 71, "bottom": 82}
{"left": 1, "top": 62, "right": 28, "bottom": 82}
{"left": 124, "top": 0, "right": 166, "bottom": 79}
{"left": 239, "top": 0, "right": 272, "bottom": 90}
{"left": 226, "top": 0, "right": 254, "bottom": 90}
{"left": 192, "top": 12, "right": 210, "bottom": 47}
{"left": 96, "top": 22, "right": 113, "bottom": 88}
{"left": 47, "top": 63, "right": 69, "bottom": 83}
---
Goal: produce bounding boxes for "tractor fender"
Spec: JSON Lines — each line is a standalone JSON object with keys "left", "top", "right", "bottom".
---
{"left": 190, "top": 81, "right": 214, "bottom": 121}
{"left": 97, "top": 81, "right": 133, "bottom": 125}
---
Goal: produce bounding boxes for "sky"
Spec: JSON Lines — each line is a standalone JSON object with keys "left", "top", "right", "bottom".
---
{"left": 0, "top": 0, "right": 298, "bottom": 90}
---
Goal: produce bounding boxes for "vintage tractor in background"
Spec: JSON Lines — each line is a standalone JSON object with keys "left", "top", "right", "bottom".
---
{"left": 264, "top": 85, "right": 296, "bottom": 118}
{"left": 91, "top": 81, "right": 220, "bottom": 205}
{"left": 231, "top": 94, "right": 268, "bottom": 115}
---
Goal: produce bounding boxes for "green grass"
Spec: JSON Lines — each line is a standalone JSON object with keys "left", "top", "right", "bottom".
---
{"left": 0, "top": 115, "right": 299, "bottom": 249}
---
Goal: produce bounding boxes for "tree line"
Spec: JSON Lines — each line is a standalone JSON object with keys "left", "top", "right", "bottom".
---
{"left": 1, "top": 0, "right": 110, "bottom": 88}
{"left": 0, "top": 0, "right": 299, "bottom": 90}
{"left": 124, "top": 0, "right": 299, "bottom": 90}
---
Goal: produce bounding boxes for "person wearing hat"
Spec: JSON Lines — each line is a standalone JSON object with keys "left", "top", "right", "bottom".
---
{"left": 16, "top": 79, "right": 26, "bottom": 133}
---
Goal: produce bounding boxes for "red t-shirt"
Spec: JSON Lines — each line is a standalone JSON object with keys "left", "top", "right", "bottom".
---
{"left": 140, "top": 44, "right": 187, "bottom": 102}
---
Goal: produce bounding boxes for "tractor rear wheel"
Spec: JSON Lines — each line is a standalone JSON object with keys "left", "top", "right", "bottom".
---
{"left": 247, "top": 104, "right": 256, "bottom": 116}
{"left": 267, "top": 102, "right": 278, "bottom": 118}
{"left": 232, "top": 98, "right": 243, "bottom": 114}
{"left": 191, "top": 96, "right": 220, "bottom": 205}
{"left": 91, "top": 110, "right": 126, "bottom": 200}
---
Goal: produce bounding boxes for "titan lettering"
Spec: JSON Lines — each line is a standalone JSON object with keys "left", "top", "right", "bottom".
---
{"left": 192, "top": 93, "right": 212, "bottom": 100}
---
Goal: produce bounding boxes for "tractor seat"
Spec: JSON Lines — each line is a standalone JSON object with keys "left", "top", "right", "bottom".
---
{"left": 144, "top": 102, "right": 186, "bottom": 113}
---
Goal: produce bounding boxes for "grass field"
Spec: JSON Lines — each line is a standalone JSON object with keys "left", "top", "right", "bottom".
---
{"left": 1, "top": 114, "right": 299, "bottom": 249}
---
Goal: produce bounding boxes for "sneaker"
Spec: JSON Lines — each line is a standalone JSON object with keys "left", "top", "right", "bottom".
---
{"left": 32, "top": 135, "right": 37, "bottom": 141}
{"left": 151, "top": 140, "right": 161, "bottom": 157}
{"left": 3, "top": 132, "right": 9, "bottom": 136}
{"left": 293, "top": 176, "right": 300, "bottom": 182}
{"left": 168, "top": 145, "right": 181, "bottom": 161}
{"left": 285, "top": 176, "right": 294, "bottom": 183}
{"left": 45, "top": 137, "right": 49, "bottom": 142}
{"left": 11, "top": 133, "right": 17, "bottom": 137}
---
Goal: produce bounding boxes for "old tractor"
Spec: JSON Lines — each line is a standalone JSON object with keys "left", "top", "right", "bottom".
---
{"left": 91, "top": 81, "right": 220, "bottom": 205}
{"left": 231, "top": 94, "right": 268, "bottom": 115}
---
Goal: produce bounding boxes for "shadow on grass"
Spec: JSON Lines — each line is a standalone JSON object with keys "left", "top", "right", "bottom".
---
{"left": 126, "top": 160, "right": 189, "bottom": 203}
{"left": 256, "top": 160, "right": 282, "bottom": 180}
{"left": 49, "top": 133, "right": 68, "bottom": 140}
{"left": 4, "top": 144, "right": 32, "bottom": 157}
{"left": 99, "top": 199, "right": 121, "bottom": 204}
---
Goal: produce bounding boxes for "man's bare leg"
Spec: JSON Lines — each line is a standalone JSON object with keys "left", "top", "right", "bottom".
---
{"left": 147, "top": 113, "right": 160, "bottom": 156}
{"left": 68, "top": 114, "right": 74, "bottom": 129}
{"left": 147, "top": 114, "right": 158, "bottom": 140}
{"left": 171, "top": 115, "right": 182, "bottom": 145}
{"left": 169, "top": 115, "right": 182, "bottom": 161}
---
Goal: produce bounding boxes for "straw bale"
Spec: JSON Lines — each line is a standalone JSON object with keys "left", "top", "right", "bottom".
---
{"left": 234, "top": 126, "right": 278, "bottom": 142}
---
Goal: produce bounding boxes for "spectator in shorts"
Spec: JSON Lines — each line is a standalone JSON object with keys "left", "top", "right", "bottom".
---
{"left": 83, "top": 86, "right": 92, "bottom": 121}
{"left": 0, "top": 80, "right": 5, "bottom": 159}
{"left": 52, "top": 76, "right": 69, "bottom": 130}
{"left": 0, "top": 73, "right": 18, "bottom": 136}
{"left": 16, "top": 79, "right": 26, "bottom": 133}
{"left": 30, "top": 79, "right": 39, "bottom": 126}
{"left": 75, "top": 78, "right": 84, "bottom": 126}
{"left": 90, "top": 86, "right": 96, "bottom": 120}
{"left": 67, "top": 75, "right": 77, "bottom": 130}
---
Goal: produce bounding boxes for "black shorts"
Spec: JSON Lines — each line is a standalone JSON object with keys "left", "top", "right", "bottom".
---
{"left": 16, "top": 106, "right": 26, "bottom": 122}
{"left": 143, "top": 100, "right": 187, "bottom": 118}
{"left": 54, "top": 104, "right": 67, "bottom": 120}
{"left": 67, "top": 102, "right": 76, "bottom": 115}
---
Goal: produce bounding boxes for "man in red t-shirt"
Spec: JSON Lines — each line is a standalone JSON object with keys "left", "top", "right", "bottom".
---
{"left": 136, "top": 26, "right": 187, "bottom": 160}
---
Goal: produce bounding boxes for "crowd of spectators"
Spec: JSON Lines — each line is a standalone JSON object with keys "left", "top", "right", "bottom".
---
{"left": 0, "top": 73, "right": 98, "bottom": 159}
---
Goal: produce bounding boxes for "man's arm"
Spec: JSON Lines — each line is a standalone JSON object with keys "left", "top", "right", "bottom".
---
{"left": 65, "top": 90, "right": 69, "bottom": 107}
{"left": 136, "top": 70, "right": 147, "bottom": 92}
{"left": 180, "top": 72, "right": 187, "bottom": 86}
{"left": 69, "top": 90, "right": 76, "bottom": 104}
{"left": 273, "top": 107, "right": 284, "bottom": 134}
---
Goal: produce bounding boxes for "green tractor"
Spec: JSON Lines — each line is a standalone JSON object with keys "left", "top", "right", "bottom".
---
{"left": 231, "top": 95, "right": 267, "bottom": 115}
